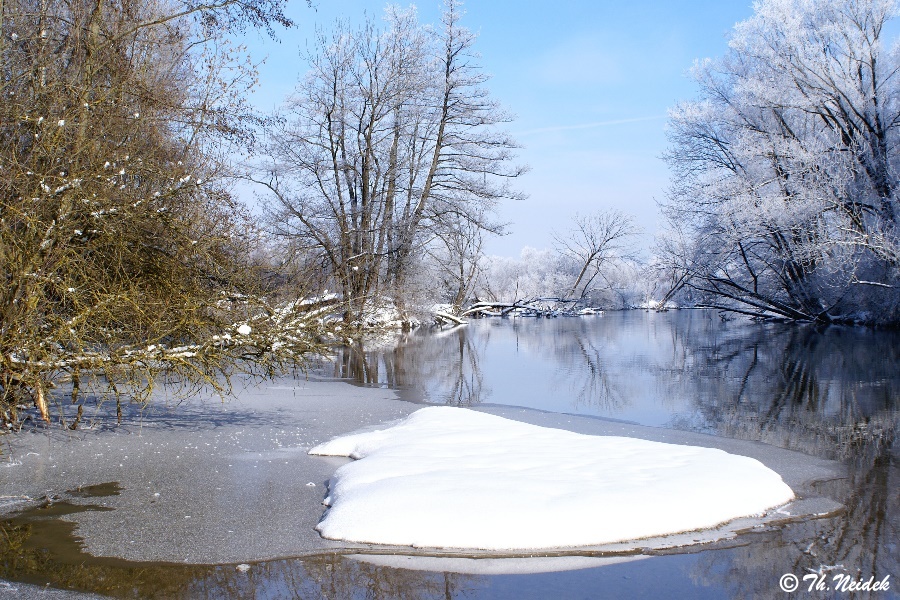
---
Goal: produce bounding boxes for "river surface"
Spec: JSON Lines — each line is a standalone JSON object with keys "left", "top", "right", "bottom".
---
{"left": 2, "top": 309, "right": 898, "bottom": 599}
{"left": 317, "top": 309, "right": 899, "bottom": 598}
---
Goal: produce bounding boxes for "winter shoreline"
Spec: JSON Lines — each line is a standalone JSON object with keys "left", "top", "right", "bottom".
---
{"left": 0, "top": 376, "right": 844, "bottom": 598}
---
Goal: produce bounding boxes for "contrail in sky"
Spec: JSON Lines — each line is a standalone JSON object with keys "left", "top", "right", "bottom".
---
{"left": 517, "top": 115, "right": 666, "bottom": 136}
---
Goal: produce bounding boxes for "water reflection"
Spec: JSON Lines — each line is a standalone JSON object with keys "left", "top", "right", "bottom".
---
{"left": 324, "top": 328, "right": 491, "bottom": 407}
{"left": 0, "top": 496, "right": 477, "bottom": 599}
{"left": 0, "top": 516, "right": 478, "bottom": 600}
{"left": 319, "top": 311, "right": 898, "bottom": 599}
{"left": 324, "top": 312, "right": 899, "bottom": 441}
{"left": 3, "top": 311, "right": 897, "bottom": 598}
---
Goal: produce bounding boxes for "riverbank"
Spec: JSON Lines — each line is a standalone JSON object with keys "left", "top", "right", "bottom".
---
{"left": 0, "top": 375, "right": 846, "bottom": 598}
{"left": 1, "top": 377, "right": 419, "bottom": 565}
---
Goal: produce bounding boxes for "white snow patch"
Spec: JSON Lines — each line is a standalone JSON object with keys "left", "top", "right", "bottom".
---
{"left": 236, "top": 324, "right": 252, "bottom": 336}
{"left": 310, "top": 407, "right": 794, "bottom": 550}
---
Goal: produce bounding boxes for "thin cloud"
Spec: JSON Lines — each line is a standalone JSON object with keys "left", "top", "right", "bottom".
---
{"left": 517, "top": 115, "right": 666, "bottom": 136}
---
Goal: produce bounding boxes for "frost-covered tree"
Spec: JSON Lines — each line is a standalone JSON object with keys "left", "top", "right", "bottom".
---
{"left": 0, "top": 0, "right": 326, "bottom": 427}
{"left": 664, "top": 0, "right": 900, "bottom": 324}
{"left": 425, "top": 208, "right": 488, "bottom": 309}
{"left": 473, "top": 210, "right": 641, "bottom": 309}
{"left": 553, "top": 210, "right": 639, "bottom": 300}
{"left": 475, "top": 248, "right": 570, "bottom": 302}
{"left": 260, "top": 1, "right": 524, "bottom": 322}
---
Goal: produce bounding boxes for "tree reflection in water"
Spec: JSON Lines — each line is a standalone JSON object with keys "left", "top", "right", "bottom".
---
{"left": 189, "top": 555, "right": 476, "bottom": 600}
{"left": 0, "top": 511, "right": 477, "bottom": 600}
{"left": 671, "top": 320, "right": 899, "bottom": 599}
{"left": 318, "top": 312, "right": 898, "bottom": 598}
{"left": 323, "top": 327, "right": 491, "bottom": 407}
{"left": 4, "top": 312, "right": 897, "bottom": 598}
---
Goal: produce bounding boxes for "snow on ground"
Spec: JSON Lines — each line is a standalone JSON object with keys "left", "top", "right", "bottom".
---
{"left": 309, "top": 407, "right": 795, "bottom": 550}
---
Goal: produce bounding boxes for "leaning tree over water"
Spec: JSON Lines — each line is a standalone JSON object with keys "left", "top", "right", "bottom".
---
{"left": 663, "top": 0, "right": 900, "bottom": 324}
{"left": 0, "top": 0, "right": 329, "bottom": 427}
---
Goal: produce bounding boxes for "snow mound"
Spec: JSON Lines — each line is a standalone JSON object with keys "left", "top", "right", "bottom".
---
{"left": 309, "top": 407, "right": 794, "bottom": 550}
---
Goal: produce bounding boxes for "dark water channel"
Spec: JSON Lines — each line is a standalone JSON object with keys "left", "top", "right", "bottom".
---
{"left": 2, "top": 310, "right": 898, "bottom": 598}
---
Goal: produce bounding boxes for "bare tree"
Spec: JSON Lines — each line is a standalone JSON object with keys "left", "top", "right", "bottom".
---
{"left": 475, "top": 248, "right": 569, "bottom": 303}
{"left": 553, "top": 210, "right": 639, "bottom": 300}
{"left": 426, "top": 207, "right": 495, "bottom": 310}
{"left": 259, "top": 1, "right": 524, "bottom": 323}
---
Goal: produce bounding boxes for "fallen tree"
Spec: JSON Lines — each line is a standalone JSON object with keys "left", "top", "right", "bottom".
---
{"left": 461, "top": 298, "right": 593, "bottom": 318}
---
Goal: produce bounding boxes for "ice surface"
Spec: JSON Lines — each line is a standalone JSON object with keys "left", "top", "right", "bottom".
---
{"left": 310, "top": 407, "right": 795, "bottom": 550}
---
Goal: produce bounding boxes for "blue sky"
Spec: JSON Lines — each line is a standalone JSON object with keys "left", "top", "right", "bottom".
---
{"left": 239, "top": 0, "right": 757, "bottom": 257}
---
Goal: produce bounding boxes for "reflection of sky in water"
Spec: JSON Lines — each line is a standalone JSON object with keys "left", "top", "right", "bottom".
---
{"left": 389, "top": 311, "right": 900, "bottom": 433}
{"left": 4, "top": 311, "right": 897, "bottom": 599}
{"left": 470, "top": 320, "right": 687, "bottom": 426}
{"left": 304, "top": 311, "right": 898, "bottom": 600}
{"left": 470, "top": 317, "right": 688, "bottom": 425}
